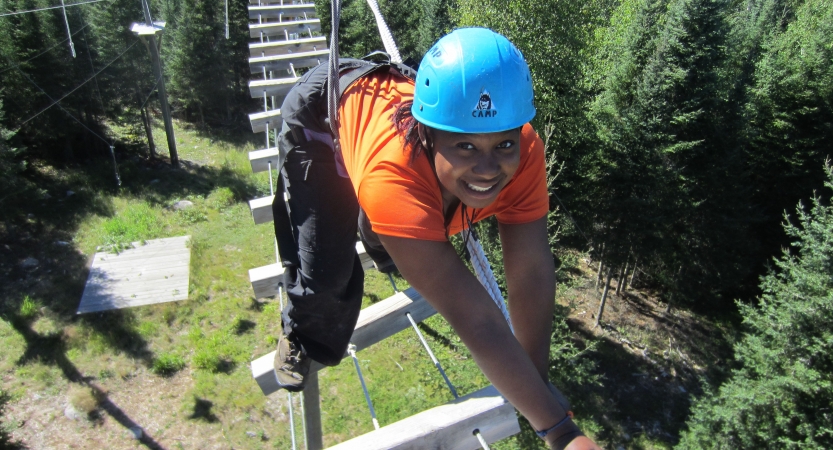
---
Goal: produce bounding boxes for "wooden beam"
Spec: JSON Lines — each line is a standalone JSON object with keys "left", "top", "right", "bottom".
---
{"left": 249, "top": 263, "right": 284, "bottom": 299}
{"left": 248, "top": 4, "right": 317, "bottom": 20}
{"left": 249, "top": 77, "right": 298, "bottom": 99}
{"left": 248, "top": 195, "right": 275, "bottom": 224}
{"left": 249, "top": 49, "right": 329, "bottom": 73}
{"left": 249, "top": 108, "right": 282, "bottom": 134}
{"left": 248, "top": 147, "right": 280, "bottom": 173}
{"left": 326, "top": 385, "right": 520, "bottom": 450}
{"left": 248, "top": 243, "right": 374, "bottom": 300}
{"left": 251, "top": 287, "right": 437, "bottom": 395}
{"left": 249, "top": 19, "right": 321, "bottom": 39}
{"left": 249, "top": 36, "right": 326, "bottom": 57}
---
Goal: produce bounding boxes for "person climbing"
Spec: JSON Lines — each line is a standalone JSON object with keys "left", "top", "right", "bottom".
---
{"left": 270, "top": 27, "right": 601, "bottom": 450}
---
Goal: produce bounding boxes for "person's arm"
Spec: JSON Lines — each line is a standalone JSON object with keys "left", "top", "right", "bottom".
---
{"left": 499, "top": 217, "right": 555, "bottom": 380}
{"left": 379, "top": 233, "right": 600, "bottom": 450}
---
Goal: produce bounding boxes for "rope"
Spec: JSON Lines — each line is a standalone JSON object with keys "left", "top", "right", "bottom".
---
{"left": 363, "top": 0, "right": 401, "bottom": 63}
{"left": 464, "top": 229, "right": 513, "bottom": 333}
{"left": 326, "top": 0, "right": 341, "bottom": 143}
{"left": 0, "top": 0, "right": 107, "bottom": 17}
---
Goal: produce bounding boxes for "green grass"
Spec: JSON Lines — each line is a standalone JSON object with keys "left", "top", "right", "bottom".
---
{"left": 0, "top": 119, "right": 698, "bottom": 449}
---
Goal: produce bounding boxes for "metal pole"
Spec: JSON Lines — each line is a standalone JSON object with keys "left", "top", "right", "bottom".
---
{"left": 140, "top": 0, "right": 178, "bottom": 167}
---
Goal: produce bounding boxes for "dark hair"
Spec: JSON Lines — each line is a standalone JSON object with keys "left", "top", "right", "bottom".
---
{"left": 391, "top": 100, "right": 430, "bottom": 163}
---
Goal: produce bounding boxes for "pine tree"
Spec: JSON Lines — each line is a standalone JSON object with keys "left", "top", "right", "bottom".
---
{"left": 742, "top": 0, "right": 833, "bottom": 281}
{"left": 677, "top": 165, "right": 833, "bottom": 449}
{"left": 590, "top": 0, "right": 754, "bottom": 304}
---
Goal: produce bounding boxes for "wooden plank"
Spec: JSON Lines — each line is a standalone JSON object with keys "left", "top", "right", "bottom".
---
{"left": 249, "top": 77, "right": 298, "bottom": 99}
{"left": 249, "top": 147, "right": 281, "bottom": 173}
{"left": 249, "top": 263, "right": 284, "bottom": 299}
{"left": 248, "top": 243, "right": 373, "bottom": 300}
{"left": 77, "top": 236, "right": 191, "bottom": 314}
{"left": 249, "top": 49, "right": 329, "bottom": 73}
{"left": 249, "top": 108, "right": 282, "bottom": 134}
{"left": 248, "top": 195, "right": 275, "bottom": 224}
{"left": 327, "top": 385, "right": 519, "bottom": 450}
{"left": 249, "top": 36, "right": 326, "bottom": 57}
{"left": 249, "top": 19, "right": 321, "bottom": 39}
{"left": 251, "top": 287, "right": 437, "bottom": 395}
{"left": 248, "top": 4, "right": 317, "bottom": 19}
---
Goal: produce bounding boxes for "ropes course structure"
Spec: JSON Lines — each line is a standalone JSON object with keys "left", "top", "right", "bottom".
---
{"left": 242, "top": 2, "right": 521, "bottom": 449}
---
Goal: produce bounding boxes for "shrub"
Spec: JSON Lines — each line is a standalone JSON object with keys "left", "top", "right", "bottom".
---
{"left": 18, "top": 295, "right": 39, "bottom": 320}
{"left": 152, "top": 352, "right": 186, "bottom": 376}
{"left": 67, "top": 385, "right": 100, "bottom": 417}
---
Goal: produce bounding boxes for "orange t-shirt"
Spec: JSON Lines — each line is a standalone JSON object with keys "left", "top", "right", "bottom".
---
{"left": 338, "top": 71, "right": 549, "bottom": 242}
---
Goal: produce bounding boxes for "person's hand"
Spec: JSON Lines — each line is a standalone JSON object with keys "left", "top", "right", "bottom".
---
{"left": 560, "top": 435, "right": 603, "bottom": 450}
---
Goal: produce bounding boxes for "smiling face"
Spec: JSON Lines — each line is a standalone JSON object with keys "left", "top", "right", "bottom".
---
{"left": 425, "top": 127, "right": 522, "bottom": 210}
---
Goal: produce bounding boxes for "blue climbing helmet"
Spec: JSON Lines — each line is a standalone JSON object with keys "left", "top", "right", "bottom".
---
{"left": 411, "top": 27, "right": 536, "bottom": 134}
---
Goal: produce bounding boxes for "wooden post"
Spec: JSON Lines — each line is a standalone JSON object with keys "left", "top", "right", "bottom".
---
{"left": 137, "top": 0, "right": 178, "bottom": 167}
{"left": 303, "top": 372, "right": 323, "bottom": 450}
{"left": 595, "top": 268, "right": 613, "bottom": 328}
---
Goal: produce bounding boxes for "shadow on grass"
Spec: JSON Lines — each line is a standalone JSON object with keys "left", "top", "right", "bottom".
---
{"left": 0, "top": 138, "right": 260, "bottom": 448}
{"left": 3, "top": 314, "right": 167, "bottom": 450}
{"left": 188, "top": 397, "right": 219, "bottom": 423}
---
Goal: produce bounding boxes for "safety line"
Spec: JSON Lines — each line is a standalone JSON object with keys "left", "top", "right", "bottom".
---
{"left": 0, "top": 0, "right": 107, "bottom": 17}
{"left": 11, "top": 41, "right": 138, "bottom": 129}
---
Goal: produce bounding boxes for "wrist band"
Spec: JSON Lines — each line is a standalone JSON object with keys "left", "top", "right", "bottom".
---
{"left": 535, "top": 411, "right": 575, "bottom": 438}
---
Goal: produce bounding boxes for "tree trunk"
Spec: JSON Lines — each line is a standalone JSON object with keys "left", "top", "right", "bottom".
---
{"left": 594, "top": 244, "right": 605, "bottom": 290}
{"left": 595, "top": 268, "right": 613, "bottom": 328}
{"left": 621, "top": 260, "right": 630, "bottom": 292}
{"left": 615, "top": 263, "right": 626, "bottom": 296}
{"left": 629, "top": 261, "right": 638, "bottom": 287}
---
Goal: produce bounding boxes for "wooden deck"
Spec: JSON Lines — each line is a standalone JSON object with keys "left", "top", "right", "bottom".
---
{"left": 77, "top": 236, "right": 191, "bottom": 314}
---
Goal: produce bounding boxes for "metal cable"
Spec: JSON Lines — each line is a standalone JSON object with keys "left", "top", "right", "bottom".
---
{"left": 11, "top": 41, "right": 138, "bottom": 129}
{"left": 0, "top": 0, "right": 107, "bottom": 17}
{"left": 348, "top": 343, "right": 380, "bottom": 429}
{"left": 0, "top": 23, "right": 89, "bottom": 74}
{"left": 407, "top": 313, "right": 458, "bottom": 399}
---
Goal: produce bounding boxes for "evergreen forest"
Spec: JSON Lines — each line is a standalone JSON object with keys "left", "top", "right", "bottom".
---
{"left": 0, "top": 0, "right": 831, "bottom": 448}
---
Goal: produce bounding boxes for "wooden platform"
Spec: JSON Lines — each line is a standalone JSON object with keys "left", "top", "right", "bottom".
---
{"left": 77, "top": 236, "right": 191, "bottom": 314}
